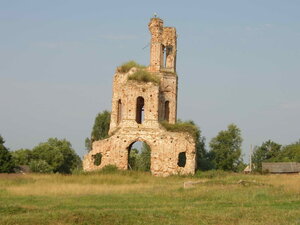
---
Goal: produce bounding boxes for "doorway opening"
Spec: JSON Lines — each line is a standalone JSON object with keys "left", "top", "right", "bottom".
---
{"left": 127, "top": 141, "right": 151, "bottom": 171}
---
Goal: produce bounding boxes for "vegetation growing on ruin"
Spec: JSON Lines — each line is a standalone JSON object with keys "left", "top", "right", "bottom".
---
{"left": 117, "top": 61, "right": 146, "bottom": 73}
{"left": 160, "top": 120, "right": 199, "bottom": 140}
{"left": 128, "top": 69, "right": 160, "bottom": 84}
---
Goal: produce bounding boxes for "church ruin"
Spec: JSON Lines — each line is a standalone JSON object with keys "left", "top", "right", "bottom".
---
{"left": 83, "top": 17, "right": 196, "bottom": 176}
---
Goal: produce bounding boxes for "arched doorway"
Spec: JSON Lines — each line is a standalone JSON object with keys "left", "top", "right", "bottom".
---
{"left": 127, "top": 141, "right": 151, "bottom": 171}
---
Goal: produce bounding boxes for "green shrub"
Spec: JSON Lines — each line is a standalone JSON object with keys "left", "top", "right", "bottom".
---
{"left": 117, "top": 61, "right": 146, "bottom": 73}
{"left": 128, "top": 70, "right": 160, "bottom": 84}
{"left": 0, "top": 136, "right": 15, "bottom": 173}
{"left": 92, "top": 153, "right": 102, "bottom": 166}
{"left": 160, "top": 121, "right": 199, "bottom": 140}
{"left": 100, "top": 165, "right": 119, "bottom": 174}
{"left": 29, "top": 160, "right": 53, "bottom": 173}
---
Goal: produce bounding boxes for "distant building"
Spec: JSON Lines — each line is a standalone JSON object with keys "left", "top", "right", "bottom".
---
{"left": 262, "top": 162, "right": 300, "bottom": 173}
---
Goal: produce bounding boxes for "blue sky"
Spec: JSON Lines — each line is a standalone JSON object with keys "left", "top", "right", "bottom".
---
{"left": 0, "top": 0, "right": 299, "bottom": 162}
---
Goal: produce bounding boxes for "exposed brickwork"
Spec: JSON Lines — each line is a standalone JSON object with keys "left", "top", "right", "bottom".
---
{"left": 83, "top": 17, "right": 196, "bottom": 176}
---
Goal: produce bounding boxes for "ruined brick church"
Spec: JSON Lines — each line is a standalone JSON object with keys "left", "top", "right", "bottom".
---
{"left": 83, "top": 17, "right": 196, "bottom": 176}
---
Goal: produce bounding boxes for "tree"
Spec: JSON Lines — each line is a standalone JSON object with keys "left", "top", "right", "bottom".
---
{"left": 86, "top": 110, "right": 111, "bottom": 151}
{"left": 252, "top": 140, "right": 281, "bottom": 172}
{"left": 0, "top": 135, "right": 15, "bottom": 173}
{"left": 128, "top": 148, "right": 139, "bottom": 170}
{"left": 11, "top": 149, "right": 33, "bottom": 165}
{"left": 128, "top": 143, "right": 151, "bottom": 171}
{"left": 269, "top": 140, "right": 300, "bottom": 163}
{"left": 31, "top": 138, "right": 82, "bottom": 174}
{"left": 29, "top": 159, "right": 53, "bottom": 173}
{"left": 209, "top": 124, "right": 243, "bottom": 171}
{"left": 183, "top": 120, "right": 213, "bottom": 171}
{"left": 136, "top": 143, "right": 151, "bottom": 171}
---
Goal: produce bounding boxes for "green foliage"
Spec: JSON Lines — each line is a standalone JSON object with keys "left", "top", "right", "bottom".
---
{"left": 0, "top": 172, "right": 299, "bottom": 224}
{"left": 29, "top": 160, "right": 53, "bottom": 173}
{"left": 128, "top": 69, "right": 160, "bottom": 84}
{"left": 11, "top": 149, "right": 32, "bottom": 165}
{"left": 84, "top": 137, "right": 91, "bottom": 152}
{"left": 252, "top": 140, "right": 282, "bottom": 172}
{"left": 99, "top": 164, "right": 119, "bottom": 173}
{"left": 31, "top": 138, "right": 82, "bottom": 174}
{"left": 128, "top": 149, "right": 139, "bottom": 170}
{"left": 117, "top": 61, "right": 146, "bottom": 73}
{"left": 85, "top": 110, "right": 111, "bottom": 152}
{"left": 90, "top": 110, "right": 111, "bottom": 144}
{"left": 137, "top": 143, "right": 151, "bottom": 171}
{"left": 268, "top": 141, "right": 300, "bottom": 162}
{"left": 0, "top": 135, "right": 15, "bottom": 173}
{"left": 92, "top": 153, "right": 102, "bottom": 166}
{"left": 209, "top": 124, "right": 243, "bottom": 171}
{"left": 128, "top": 143, "right": 151, "bottom": 171}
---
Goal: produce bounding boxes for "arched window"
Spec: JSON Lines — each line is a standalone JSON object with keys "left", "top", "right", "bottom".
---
{"left": 164, "top": 101, "right": 170, "bottom": 122}
{"left": 117, "top": 99, "right": 122, "bottom": 124}
{"left": 165, "top": 46, "right": 173, "bottom": 68}
{"left": 162, "top": 45, "right": 165, "bottom": 68}
{"left": 136, "top": 97, "right": 144, "bottom": 124}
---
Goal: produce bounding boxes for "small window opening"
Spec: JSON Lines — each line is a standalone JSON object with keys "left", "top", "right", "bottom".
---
{"left": 92, "top": 153, "right": 102, "bottom": 166}
{"left": 164, "top": 101, "right": 170, "bottom": 122}
{"left": 161, "top": 45, "right": 165, "bottom": 68}
{"left": 165, "top": 46, "right": 173, "bottom": 68}
{"left": 136, "top": 97, "right": 144, "bottom": 124}
{"left": 177, "top": 152, "right": 186, "bottom": 167}
{"left": 117, "top": 99, "right": 122, "bottom": 124}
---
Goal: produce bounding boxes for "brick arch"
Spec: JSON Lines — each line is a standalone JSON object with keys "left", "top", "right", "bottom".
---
{"left": 126, "top": 137, "right": 154, "bottom": 153}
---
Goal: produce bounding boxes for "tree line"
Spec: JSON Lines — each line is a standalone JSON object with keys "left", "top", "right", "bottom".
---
{"left": 1, "top": 110, "right": 299, "bottom": 173}
{"left": 0, "top": 137, "right": 81, "bottom": 173}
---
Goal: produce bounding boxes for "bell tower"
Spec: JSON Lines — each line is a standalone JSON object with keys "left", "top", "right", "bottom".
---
{"left": 83, "top": 17, "right": 196, "bottom": 176}
{"left": 149, "top": 17, "right": 177, "bottom": 73}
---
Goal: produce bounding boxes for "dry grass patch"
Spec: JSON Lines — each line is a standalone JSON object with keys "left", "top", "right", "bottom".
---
{"left": 117, "top": 61, "right": 146, "bottom": 73}
{"left": 0, "top": 171, "right": 299, "bottom": 225}
{"left": 128, "top": 69, "right": 160, "bottom": 85}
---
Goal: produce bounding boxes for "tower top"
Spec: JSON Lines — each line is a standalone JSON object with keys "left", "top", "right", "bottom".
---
{"left": 148, "top": 18, "right": 177, "bottom": 73}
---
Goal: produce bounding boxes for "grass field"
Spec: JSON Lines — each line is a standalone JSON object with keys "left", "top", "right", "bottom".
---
{"left": 0, "top": 170, "right": 299, "bottom": 225}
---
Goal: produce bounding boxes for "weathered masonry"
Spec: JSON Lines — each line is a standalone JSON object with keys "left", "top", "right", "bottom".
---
{"left": 83, "top": 17, "right": 196, "bottom": 176}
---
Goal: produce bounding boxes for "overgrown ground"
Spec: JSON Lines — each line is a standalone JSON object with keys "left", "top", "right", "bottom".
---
{"left": 0, "top": 170, "right": 299, "bottom": 225}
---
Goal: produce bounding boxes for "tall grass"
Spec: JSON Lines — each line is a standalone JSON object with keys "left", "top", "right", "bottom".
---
{"left": 160, "top": 120, "right": 199, "bottom": 140}
{"left": 117, "top": 61, "right": 146, "bottom": 73}
{"left": 128, "top": 70, "right": 160, "bottom": 85}
{"left": 0, "top": 172, "right": 299, "bottom": 224}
